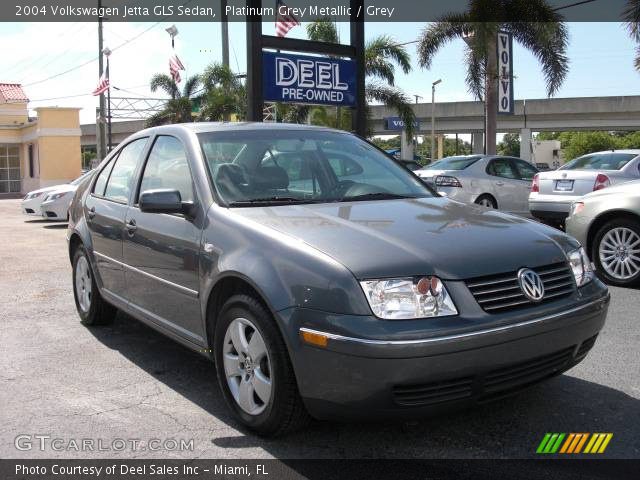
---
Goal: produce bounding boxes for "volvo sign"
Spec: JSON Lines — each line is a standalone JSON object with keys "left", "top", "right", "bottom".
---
{"left": 497, "top": 31, "right": 514, "bottom": 115}
{"left": 263, "top": 51, "right": 357, "bottom": 106}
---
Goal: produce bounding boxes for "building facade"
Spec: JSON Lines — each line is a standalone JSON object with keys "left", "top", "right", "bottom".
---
{"left": 0, "top": 83, "right": 82, "bottom": 196}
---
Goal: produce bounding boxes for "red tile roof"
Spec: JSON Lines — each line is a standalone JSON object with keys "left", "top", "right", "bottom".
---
{"left": 0, "top": 84, "right": 29, "bottom": 103}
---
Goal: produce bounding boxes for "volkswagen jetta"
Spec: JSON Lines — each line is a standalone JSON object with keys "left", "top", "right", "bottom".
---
{"left": 67, "top": 123, "right": 610, "bottom": 436}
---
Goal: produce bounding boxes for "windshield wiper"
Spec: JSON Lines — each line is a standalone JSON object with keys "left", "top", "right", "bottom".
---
{"left": 228, "top": 196, "right": 318, "bottom": 207}
{"left": 339, "top": 192, "right": 414, "bottom": 202}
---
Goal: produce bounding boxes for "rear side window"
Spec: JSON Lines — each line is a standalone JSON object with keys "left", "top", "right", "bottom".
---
{"left": 486, "top": 158, "right": 518, "bottom": 179}
{"left": 93, "top": 157, "right": 116, "bottom": 196}
{"left": 139, "top": 136, "right": 194, "bottom": 203}
{"left": 513, "top": 159, "right": 539, "bottom": 181}
{"left": 103, "top": 138, "right": 148, "bottom": 203}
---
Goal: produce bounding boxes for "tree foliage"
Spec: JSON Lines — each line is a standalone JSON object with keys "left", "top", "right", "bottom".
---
{"left": 536, "top": 130, "right": 640, "bottom": 160}
{"left": 498, "top": 132, "right": 521, "bottom": 157}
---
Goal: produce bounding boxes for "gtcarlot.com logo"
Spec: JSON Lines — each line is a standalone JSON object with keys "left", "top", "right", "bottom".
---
{"left": 536, "top": 433, "right": 613, "bottom": 454}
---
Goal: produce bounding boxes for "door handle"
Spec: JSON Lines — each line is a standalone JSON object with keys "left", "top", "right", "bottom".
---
{"left": 87, "top": 206, "right": 96, "bottom": 219}
{"left": 495, "top": 181, "right": 504, "bottom": 186}
{"left": 126, "top": 219, "right": 137, "bottom": 236}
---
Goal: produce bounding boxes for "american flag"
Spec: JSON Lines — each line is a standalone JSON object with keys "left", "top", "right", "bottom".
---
{"left": 275, "top": 0, "right": 300, "bottom": 37}
{"left": 169, "top": 53, "right": 185, "bottom": 84}
{"left": 92, "top": 69, "right": 109, "bottom": 96}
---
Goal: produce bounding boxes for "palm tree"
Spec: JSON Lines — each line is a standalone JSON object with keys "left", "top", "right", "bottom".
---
{"left": 624, "top": 0, "right": 640, "bottom": 70}
{"left": 417, "top": 0, "right": 569, "bottom": 154}
{"left": 146, "top": 74, "right": 201, "bottom": 126}
{"left": 301, "top": 18, "right": 416, "bottom": 137}
{"left": 199, "top": 62, "right": 246, "bottom": 122}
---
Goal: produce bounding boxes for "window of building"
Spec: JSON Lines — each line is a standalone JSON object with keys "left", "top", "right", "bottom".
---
{"left": 0, "top": 144, "right": 21, "bottom": 193}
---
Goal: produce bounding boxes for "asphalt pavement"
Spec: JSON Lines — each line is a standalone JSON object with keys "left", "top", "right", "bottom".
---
{"left": 0, "top": 199, "right": 638, "bottom": 459}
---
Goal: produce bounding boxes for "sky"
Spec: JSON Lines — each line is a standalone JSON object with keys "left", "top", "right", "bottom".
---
{"left": 1, "top": 21, "right": 639, "bottom": 125}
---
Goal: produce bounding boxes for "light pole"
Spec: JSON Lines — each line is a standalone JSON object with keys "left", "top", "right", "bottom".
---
{"left": 102, "top": 46, "right": 112, "bottom": 152}
{"left": 413, "top": 94, "right": 422, "bottom": 156}
{"left": 431, "top": 79, "right": 442, "bottom": 162}
{"left": 166, "top": 24, "right": 178, "bottom": 48}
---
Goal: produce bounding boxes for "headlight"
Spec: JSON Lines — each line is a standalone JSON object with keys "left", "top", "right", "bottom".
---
{"left": 49, "top": 192, "right": 68, "bottom": 200}
{"left": 569, "top": 201, "right": 585, "bottom": 217}
{"left": 360, "top": 276, "right": 458, "bottom": 319}
{"left": 567, "top": 247, "right": 593, "bottom": 287}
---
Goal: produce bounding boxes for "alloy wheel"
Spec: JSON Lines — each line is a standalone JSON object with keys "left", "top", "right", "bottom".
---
{"left": 599, "top": 227, "right": 640, "bottom": 280}
{"left": 75, "top": 256, "right": 92, "bottom": 313}
{"left": 222, "top": 317, "right": 273, "bottom": 416}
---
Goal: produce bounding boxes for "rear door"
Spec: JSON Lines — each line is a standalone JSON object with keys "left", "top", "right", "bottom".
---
{"left": 511, "top": 158, "right": 539, "bottom": 214}
{"left": 485, "top": 157, "right": 521, "bottom": 212}
{"left": 122, "top": 135, "right": 204, "bottom": 342}
{"left": 85, "top": 137, "right": 149, "bottom": 299}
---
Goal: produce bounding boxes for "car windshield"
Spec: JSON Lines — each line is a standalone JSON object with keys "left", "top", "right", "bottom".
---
{"left": 426, "top": 156, "right": 482, "bottom": 170}
{"left": 561, "top": 153, "right": 637, "bottom": 171}
{"left": 198, "top": 130, "right": 433, "bottom": 206}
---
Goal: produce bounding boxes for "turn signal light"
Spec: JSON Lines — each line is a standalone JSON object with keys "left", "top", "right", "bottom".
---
{"left": 593, "top": 174, "right": 610, "bottom": 191}
{"left": 531, "top": 174, "right": 540, "bottom": 193}
{"left": 300, "top": 330, "right": 328, "bottom": 348}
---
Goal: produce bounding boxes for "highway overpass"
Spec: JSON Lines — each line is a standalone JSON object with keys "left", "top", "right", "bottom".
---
{"left": 81, "top": 96, "right": 640, "bottom": 162}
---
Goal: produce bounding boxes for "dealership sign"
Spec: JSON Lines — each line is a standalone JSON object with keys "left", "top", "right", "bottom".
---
{"left": 497, "top": 31, "right": 514, "bottom": 115}
{"left": 262, "top": 51, "right": 356, "bottom": 107}
{"left": 384, "top": 117, "right": 420, "bottom": 131}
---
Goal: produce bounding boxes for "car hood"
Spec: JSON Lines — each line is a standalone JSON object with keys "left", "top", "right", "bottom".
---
{"left": 231, "top": 197, "right": 575, "bottom": 280}
{"left": 43, "top": 185, "right": 77, "bottom": 198}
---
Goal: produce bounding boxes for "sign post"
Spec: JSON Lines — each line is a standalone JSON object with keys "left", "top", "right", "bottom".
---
{"left": 497, "top": 31, "right": 514, "bottom": 115}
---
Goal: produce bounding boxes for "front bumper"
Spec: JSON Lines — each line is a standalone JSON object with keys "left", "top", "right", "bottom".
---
{"left": 279, "top": 281, "right": 609, "bottom": 420}
{"left": 21, "top": 198, "right": 43, "bottom": 215}
{"left": 40, "top": 199, "right": 69, "bottom": 221}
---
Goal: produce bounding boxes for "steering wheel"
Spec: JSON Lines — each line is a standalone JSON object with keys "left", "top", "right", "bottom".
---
{"left": 343, "top": 182, "right": 389, "bottom": 197}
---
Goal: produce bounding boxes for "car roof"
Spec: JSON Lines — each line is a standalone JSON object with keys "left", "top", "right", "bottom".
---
{"left": 582, "top": 150, "right": 640, "bottom": 155}
{"left": 136, "top": 122, "right": 346, "bottom": 136}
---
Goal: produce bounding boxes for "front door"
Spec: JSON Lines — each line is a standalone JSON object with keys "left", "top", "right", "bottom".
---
{"left": 122, "top": 135, "right": 204, "bottom": 343}
{"left": 85, "top": 137, "right": 149, "bottom": 298}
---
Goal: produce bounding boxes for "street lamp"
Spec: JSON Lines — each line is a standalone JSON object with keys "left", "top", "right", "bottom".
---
{"left": 166, "top": 24, "right": 179, "bottom": 48}
{"left": 431, "top": 79, "right": 442, "bottom": 162}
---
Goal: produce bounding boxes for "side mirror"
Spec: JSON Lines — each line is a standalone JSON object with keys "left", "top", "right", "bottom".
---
{"left": 139, "top": 189, "right": 192, "bottom": 215}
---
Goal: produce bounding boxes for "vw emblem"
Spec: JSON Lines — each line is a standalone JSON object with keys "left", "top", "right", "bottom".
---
{"left": 518, "top": 268, "right": 545, "bottom": 302}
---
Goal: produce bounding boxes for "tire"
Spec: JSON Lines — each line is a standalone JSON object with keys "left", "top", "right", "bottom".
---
{"left": 214, "top": 294, "right": 310, "bottom": 436}
{"left": 475, "top": 194, "right": 497, "bottom": 209}
{"left": 592, "top": 218, "right": 640, "bottom": 287}
{"left": 72, "top": 245, "right": 117, "bottom": 326}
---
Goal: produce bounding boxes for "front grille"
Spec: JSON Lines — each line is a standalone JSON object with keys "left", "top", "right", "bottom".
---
{"left": 393, "top": 377, "right": 474, "bottom": 406}
{"left": 481, "top": 347, "right": 573, "bottom": 398}
{"left": 25, "top": 208, "right": 34, "bottom": 213}
{"left": 45, "top": 211, "right": 56, "bottom": 218}
{"left": 392, "top": 345, "right": 583, "bottom": 407}
{"left": 466, "top": 262, "right": 576, "bottom": 313}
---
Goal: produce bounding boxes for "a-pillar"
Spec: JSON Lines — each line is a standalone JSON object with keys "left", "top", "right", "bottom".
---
{"left": 520, "top": 128, "right": 532, "bottom": 162}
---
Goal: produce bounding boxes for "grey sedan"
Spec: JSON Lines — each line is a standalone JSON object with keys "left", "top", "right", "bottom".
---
{"left": 415, "top": 155, "right": 538, "bottom": 216}
{"left": 566, "top": 180, "right": 640, "bottom": 287}
{"left": 67, "top": 123, "right": 609, "bottom": 436}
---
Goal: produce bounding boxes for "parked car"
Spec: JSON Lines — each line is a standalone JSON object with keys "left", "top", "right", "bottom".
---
{"left": 529, "top": 150, "right": 640, "bottom": 226}
{"left": 67, "top": 123, "right": 609, "bottom": 436}
{"left": 536, "top": 162, "right": 553, "bottom": 171}
{"left": 22, "top": 170, "right": 93, "bottom": 217}
{"left": 415, "top": 155, "right": 539, "bottom": 216}
{"left": 397, "top": 158, "right": 423, "bottom": 172}
{"left": 566, "top": 180, "right": 640, "bottom": 287}
{"left": 40, "top": 171, "right": 95, "bottom": 221}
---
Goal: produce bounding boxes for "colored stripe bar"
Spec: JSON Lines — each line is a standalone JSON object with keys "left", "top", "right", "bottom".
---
{"left": 598, "top": 434, "right": 613, "bottom": 453}
{"left": 584, "top": 433, "right": 598, "bottom": 453}
{"left": 573, "top": 433, "right": 589, "bottom": 453}
{"left": 544, "top": 434, "right": 560, "bottom": 453}
{"left": 550, "top": 433, "right": 566, "bottom": 453}
{"left": 559, "top": 433, "right": 575, "bottom": 454}
{"left": 537, "top": 433, "right": 552, "bottom": 454}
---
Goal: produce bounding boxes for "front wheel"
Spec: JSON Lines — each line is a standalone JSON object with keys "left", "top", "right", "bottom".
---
{"left": 72, "top": 245, "right": 117, "bottom": 325}
{"left": 214, "top": 294, "right": 310, "bottom": 436}
{"left": 593, "top": 218, "right": 640, "bottom": 287}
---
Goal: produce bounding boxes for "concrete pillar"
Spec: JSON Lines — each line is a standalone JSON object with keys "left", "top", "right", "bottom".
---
{"left": 437, "top": 135, "right": 444, "bottom": 160}
{"left": 401, "top": 130, "right": 414, "bottom": 160}
{"left": 520, "top": 128, "right": 532, "bottom": 162}
{"left": 472, "top": 132, "right": 484, "bottom": 154}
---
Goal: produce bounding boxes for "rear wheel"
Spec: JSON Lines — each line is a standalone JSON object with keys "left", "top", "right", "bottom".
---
{"left": 593, "top": 218, "right": 640, "bottom": 287}
{"left": 475, "top": 194, "right": 497, "bottom": 209}
{"left": 72, "top": 245, "right": 117, "bottom": 325}
{"left": 214, "top": 294, "right": 310, "bottom": 436}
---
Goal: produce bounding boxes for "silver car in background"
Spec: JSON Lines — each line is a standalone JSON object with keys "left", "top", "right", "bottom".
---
{"left": 530, "top": 150, "right": 640, "bottom": 226}
{"left": 566, "top": 180, "right": 640, "bottom": 287}
{"left": 415, "top": 155, "right": 538, "bottom": 216}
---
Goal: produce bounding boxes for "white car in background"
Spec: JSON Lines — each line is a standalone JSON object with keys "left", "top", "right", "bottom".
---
{"left": 22, "top": 171, "right": 93, "bottom": 219}
{"left": 529, "top": 150, "right": 640, "bottom": 226}
{"left": 415, "top": 155, "right": 539, "bottom": 216}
